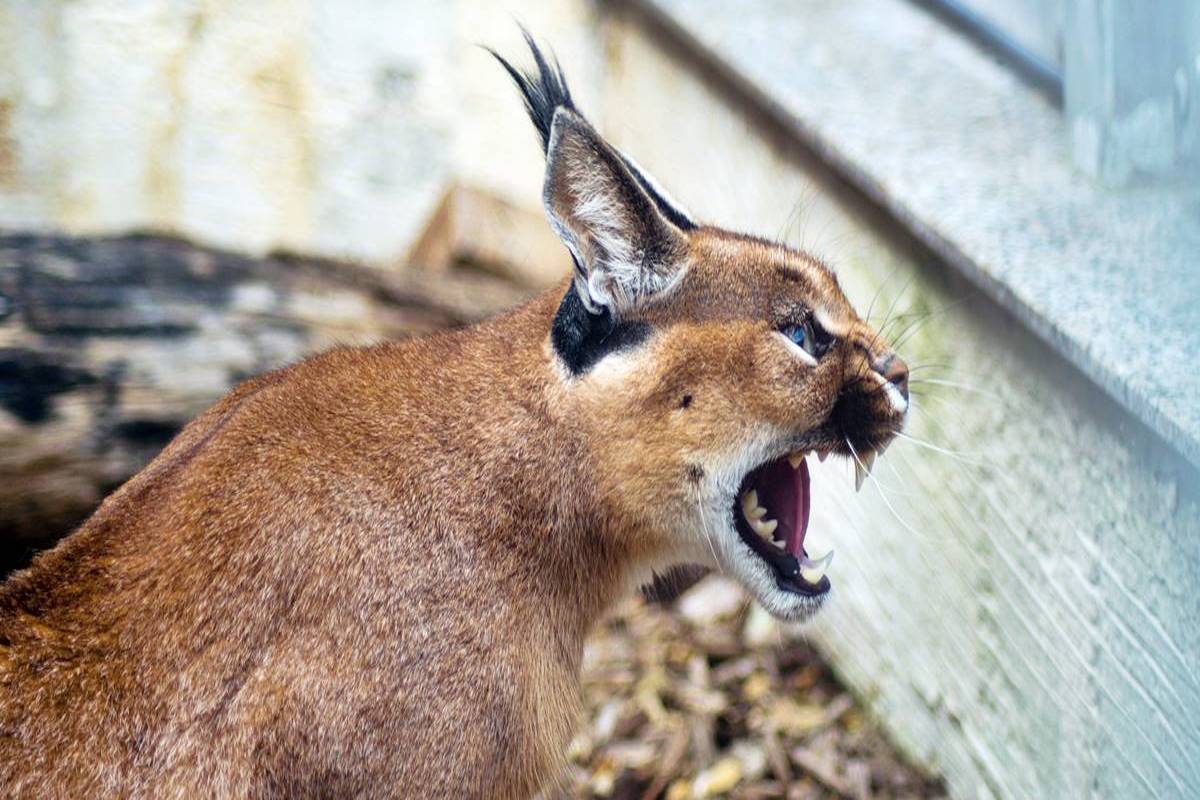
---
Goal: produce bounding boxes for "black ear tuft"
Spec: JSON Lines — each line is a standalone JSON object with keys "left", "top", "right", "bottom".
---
{"left": 487, "top": 27, "right": 578, "bottom": 154}
{"left": 489, "top": 28, "right": 698, "bottom": 238}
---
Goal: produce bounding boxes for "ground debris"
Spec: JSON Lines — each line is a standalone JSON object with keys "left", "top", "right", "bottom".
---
{"left": 541, "top": 583, "right": 945, "bottom": 799}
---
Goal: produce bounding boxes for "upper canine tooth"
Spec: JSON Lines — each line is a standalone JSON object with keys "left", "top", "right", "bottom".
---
{"left": 748, "top": 505, "right": 767, "bottom": 520}
{"left": 864, "top": 451, "right": 877, "bottom": 472}
{"left": 788, "top": 452, "right": 806, "bottom": 469}
{"left": 741, "top": 490, "right": 759, "bottom": 513}
{"left": 854, "top": 461, "right": 866, "bottom": 492}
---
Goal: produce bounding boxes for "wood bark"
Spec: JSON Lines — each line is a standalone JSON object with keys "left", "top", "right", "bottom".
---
{"left": 0, "top": 232, "right": 530, "bottom": 574}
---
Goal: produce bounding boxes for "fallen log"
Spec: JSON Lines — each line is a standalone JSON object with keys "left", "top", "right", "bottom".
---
{"left": 0, "top": 232, "right": 531, "bottom": 574}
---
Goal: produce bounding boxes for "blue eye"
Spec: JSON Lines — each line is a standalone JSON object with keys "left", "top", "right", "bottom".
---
{"left": 781, "top": 319, "right": 833, "bottom": 359}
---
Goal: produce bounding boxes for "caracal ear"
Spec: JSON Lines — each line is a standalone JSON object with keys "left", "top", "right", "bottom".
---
{"left": 543, "top": 108, "right": 690, "bottom": 316}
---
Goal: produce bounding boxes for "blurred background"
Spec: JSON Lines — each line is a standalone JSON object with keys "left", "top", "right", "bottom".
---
{"left": 1, "top": 1, "right": 1198, "bottom": 798}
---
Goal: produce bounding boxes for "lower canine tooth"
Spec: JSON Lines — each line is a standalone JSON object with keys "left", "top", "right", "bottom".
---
{"left": 800, "top": 564, "right": 825, "bottom": 583}
{"left": 799, "top": 549, "right": 834, "bottom": 584}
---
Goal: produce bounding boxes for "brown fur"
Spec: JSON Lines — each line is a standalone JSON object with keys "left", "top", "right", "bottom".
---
{"left": 0, "top": 55, "right": 907, "bottom": 798}
{"left": 0, "top": 226, "right": 904, "bottom": 797}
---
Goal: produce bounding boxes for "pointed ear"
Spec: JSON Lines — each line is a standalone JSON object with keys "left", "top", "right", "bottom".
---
{"left": 543, "top": 109, "right": 689, "bottom": 315}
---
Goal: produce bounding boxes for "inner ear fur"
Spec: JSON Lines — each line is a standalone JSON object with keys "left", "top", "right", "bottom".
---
{"left": 543, "top": 109, "right": 688, "bottom": 315}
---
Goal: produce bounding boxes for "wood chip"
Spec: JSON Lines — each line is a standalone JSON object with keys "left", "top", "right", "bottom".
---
{"left": 692, "top": 756, "right": 742, "bottom": 797}
{"left": 549, "top": 594, "right": 947, "bottom": 799}
{"left": 792, "top": 746, "right": 854, "bottom": 798}
{"left": 641, "top": 726, "right": 690, "bottom": 800}
{"left": 764, "top": 727, "right": 793, "bottom": 784}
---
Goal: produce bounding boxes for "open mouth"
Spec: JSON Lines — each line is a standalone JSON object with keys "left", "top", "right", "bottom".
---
{"left": 733, "top": 453, "right": 833, "bottom": 597}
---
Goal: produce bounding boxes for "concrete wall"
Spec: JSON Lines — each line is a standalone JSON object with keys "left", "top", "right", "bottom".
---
{"left": 602, "top": 13, "right": 1200, "bottom": 799}
{"left": 1065, "top": 0, "right": 1200, "bottom": 185}
{"left": 0, "top": 0, "right": 599, "bottom": 266}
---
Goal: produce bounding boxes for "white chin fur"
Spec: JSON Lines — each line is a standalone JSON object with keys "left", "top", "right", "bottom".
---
{"left": 687, "top": 429, "right": 827, "bottom": 623}
{"left": 713, "top": 514, "right": 827, "bottom": 623}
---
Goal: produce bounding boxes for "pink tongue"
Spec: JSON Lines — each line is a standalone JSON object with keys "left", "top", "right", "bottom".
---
{"left": 751, "top": 456, "right": 810, "bottom": 558}
{"left": 790, "top": 459, "right": 811, "bottom": 558}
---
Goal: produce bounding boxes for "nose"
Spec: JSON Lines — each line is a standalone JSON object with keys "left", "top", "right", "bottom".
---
{"left": 879, "top": 354, "right": 909, "bottom": 402}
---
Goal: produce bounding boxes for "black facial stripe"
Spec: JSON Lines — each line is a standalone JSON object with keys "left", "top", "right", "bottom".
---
{"left": 551, "top": 283, "right": 652, "bottom": 375}
{"left": 811, "top": 317, "right": 835, "bottom": 352}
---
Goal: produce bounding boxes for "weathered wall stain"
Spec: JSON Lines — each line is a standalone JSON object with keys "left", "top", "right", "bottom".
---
{"left": 144, "top": 8, "right": 207, "bottom": 226}
{"left": 0, "top": 0, "right": 599, "bottom": 269}
{"left": 0, "top": 99, "right": 16, "bottom": 189}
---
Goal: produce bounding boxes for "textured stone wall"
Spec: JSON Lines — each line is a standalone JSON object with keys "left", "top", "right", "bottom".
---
{"left": 0, "top": 0, "right": 600, "bottom": 266}
{"left": 603, "top": 14, "right": 1200, "bottom": 799}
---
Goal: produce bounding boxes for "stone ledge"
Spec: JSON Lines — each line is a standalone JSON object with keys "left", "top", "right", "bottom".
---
{"left": 608, "top": 0, "right": 1200, "bottom": 467}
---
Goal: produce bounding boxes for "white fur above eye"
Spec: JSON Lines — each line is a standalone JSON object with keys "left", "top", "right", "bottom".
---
{"left": 775, "top": 331, "right": 818, "bottom": 367}
{"left": 813, "top": 307, "right": 848, "bottom": 338}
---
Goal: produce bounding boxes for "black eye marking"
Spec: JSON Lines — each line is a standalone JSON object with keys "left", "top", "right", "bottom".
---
{"left": 774, "top": 265, "right": 808, "bottom": 284}
{"left": 810, "top": 317, "right": 836, "bottom": 355}
{"left": 680, "top": 394, "right": 693, "bottom": 409}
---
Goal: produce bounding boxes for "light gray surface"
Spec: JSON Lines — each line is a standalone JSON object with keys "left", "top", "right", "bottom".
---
{"left": 1065, "top": 0, "right": 1200, "bottom": 185}
{"left": 602, "top": 10, "right": 1200, "bottom": 798}
{"left": 951, "top": 0, "right": 1063, "bottom": 69}
{"left": 629, "top": 0, "right": 1200, "bottom": 467}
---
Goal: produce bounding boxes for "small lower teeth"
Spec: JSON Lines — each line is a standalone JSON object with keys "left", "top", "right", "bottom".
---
{"left": 752, "top": 518, "right": 778, "bottom": 539}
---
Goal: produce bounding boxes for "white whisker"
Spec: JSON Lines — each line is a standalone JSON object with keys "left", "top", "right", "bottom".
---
{"left": 893, "top": 431, "right": 988, "bottom": 468}
{"left": 865, "top": 266, "right": 904, "bottom": 323}
{"left": 847, "top": 437, "right": 942, "bottom": 544}
{"left": 909, "top": 377, "right": 1002, "bottom": 401}
{"left": 694, "top": 488, "right": 724, "bottom": 574}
